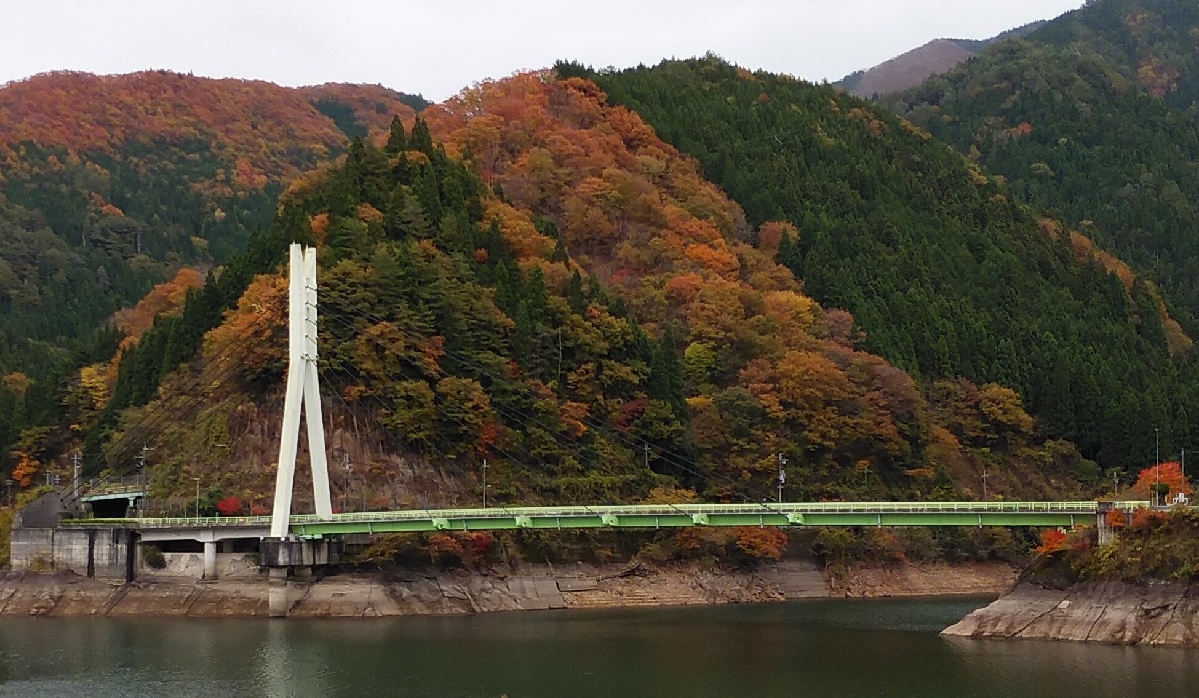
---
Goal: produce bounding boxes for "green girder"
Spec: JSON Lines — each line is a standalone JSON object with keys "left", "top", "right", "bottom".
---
{"left": 65, "top": 500, "right": 1148, "bottom": 538}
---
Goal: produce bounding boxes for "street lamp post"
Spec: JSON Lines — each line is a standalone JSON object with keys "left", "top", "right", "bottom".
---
{"left": 1155, "top": 428, "right": 1161, "bottom": 507}
{"left": 776, "top": 453, "right": 787, "bottom": 503}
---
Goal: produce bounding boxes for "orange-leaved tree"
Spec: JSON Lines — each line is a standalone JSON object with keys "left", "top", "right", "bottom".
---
{"left": 1131, "top": 461, "right": 1190, "bottom": 500}
{"left": 733, "top": 527, "right": 788, "bottom": 561}
{"left": 1034, "top": 529, "right": 1069, "bottom": 555}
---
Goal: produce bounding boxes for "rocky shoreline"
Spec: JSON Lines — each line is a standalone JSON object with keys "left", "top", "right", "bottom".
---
{"left": 942, "top": 580, "right": 1199, "bottom": 646}
{"left": 0, "top": 559, "right": 1016, "bottom": 618}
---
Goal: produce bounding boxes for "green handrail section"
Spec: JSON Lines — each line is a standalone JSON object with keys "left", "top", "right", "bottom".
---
{"left": 63, "top": 500, "right": 1151, "bottom": 537}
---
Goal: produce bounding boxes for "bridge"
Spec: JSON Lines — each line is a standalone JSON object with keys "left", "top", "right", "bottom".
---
{"left": 21, "top": 246, "right": 1152, "bottom": 615}
{"left": 69, "top": 500, "right": 1148, "bottom": 538}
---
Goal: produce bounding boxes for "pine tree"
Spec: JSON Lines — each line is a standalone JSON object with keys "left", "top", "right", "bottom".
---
{"left": 647, "top": 328, "right": 687, "bottom": 419}
{"left": 409, "top": 117, "right": 434, "bottom": 155}
{"left": 385, "top": 116, "right": 407, "bottom": 155}
{"left": 566, "top": 270, "right": 587, "bottom": 314}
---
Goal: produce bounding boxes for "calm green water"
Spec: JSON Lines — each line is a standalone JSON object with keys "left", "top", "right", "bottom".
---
{"left": 0, "top": 598, "right": 1196, "bottom": 698}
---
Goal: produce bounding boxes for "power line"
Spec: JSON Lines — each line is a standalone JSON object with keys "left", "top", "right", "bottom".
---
{"left": 98, "top": 315, "right": 271, "bottom": 468}
{"left": 318, "top": 304, "right": 782, "bottom": 515}
{"left": 64, "top": 314, "right": 274, "bottom": 501}
{"left": 318, "top": 309, "right": 667, "bottom": 518}
{"left": 318, "top": 302, "right": 718, "bottom": 487}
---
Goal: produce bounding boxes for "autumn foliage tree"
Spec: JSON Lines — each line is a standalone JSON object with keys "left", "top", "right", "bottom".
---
{"left": 1034, "top": 529, "right": 1070, "bottom": 555}
{"left": 215, "top": 496, "right": 242, "bottom": 516}
{"left": 1132, "top": 461, "right": 1191, "bottom": 501}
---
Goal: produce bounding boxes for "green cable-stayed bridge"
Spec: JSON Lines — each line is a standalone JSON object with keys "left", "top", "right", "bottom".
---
{"left": 68, "top": 500, "right": 1150, "bottom": 539}
{"left": 28, "top": 246, "right": 1155, "bottom": 614}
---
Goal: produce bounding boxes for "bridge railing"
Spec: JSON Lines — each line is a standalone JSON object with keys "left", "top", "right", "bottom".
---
{"left": 62, "top": 500, "right": 1152, "bottom": 529}
{"left": 78, "top": 475, "right": 146, "bottom": 497}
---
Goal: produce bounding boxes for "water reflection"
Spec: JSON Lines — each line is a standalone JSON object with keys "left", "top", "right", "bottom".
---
{"left": 0, "top": 599, "right": 1195, "bottom": 698}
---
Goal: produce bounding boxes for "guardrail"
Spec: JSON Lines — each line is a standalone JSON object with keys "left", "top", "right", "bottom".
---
{"left": 63, "top": 500, "right": 1152, "bottom": 529}
{"left": 76, "top": 475, "right": 146, "bottom": 498}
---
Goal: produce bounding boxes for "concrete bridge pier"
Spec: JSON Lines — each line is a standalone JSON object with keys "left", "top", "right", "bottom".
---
{"left": 268, "top": 567, "right": 290, "bottom": 618}
{"left": 1096, "top": 502, "right": 1122, "bottom": 546}
{"left": 260, "top": 538, "right": 341, "bottom": 617}
{"left": 203, "top": 541, "right": 218, "bottom": 580}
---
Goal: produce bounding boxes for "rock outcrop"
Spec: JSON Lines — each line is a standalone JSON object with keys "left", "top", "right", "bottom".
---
{"left": 0, "top": 559, "right": 1018, "bottom": 618}
{"left": 942, "top": 581, "right": 1199, "bottom": 646}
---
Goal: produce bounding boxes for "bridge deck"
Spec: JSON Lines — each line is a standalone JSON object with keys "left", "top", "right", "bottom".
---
{"left": 64, "top": 500, "right": 1148, "bottom": 537}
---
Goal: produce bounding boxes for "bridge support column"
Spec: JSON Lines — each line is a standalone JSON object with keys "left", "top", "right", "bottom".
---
{"left": 268, "top": 567, "right": 289, "bottom": 618}
{"left": 203, "top": 541, "right": 217, "bottom": 580}
{"left": 1096, "top": 502, "right": 1121, "bottom": 546}
{"left": 260, "top": 539, "right": 340, "bottom": 617}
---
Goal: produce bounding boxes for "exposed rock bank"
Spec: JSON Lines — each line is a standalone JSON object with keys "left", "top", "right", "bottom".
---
{"left": 0, "top": 559, "right": 1014, "bottom": 618}
{"left": 829, "top": 561, "right": 1017, "bottom": 598}
{"left": 942, "top": 581, "right": 1199, "bottom": 646}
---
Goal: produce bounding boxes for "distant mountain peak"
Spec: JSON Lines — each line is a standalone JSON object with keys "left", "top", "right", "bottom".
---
{"left": 837, "top": 20, "right": 1049, "bottom": 98}
{"left": 843, "top": 39, "right": 974, "bottom": 98}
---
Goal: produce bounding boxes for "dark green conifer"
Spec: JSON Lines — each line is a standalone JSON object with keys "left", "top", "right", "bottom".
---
{"left": 385, "top": 116, "right": 407, "bottom": 155}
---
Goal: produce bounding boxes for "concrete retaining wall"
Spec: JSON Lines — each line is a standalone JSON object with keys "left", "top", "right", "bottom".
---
{"left": 142, "top": 551, "right": 260, "bottom": 579}
{"left": 11, "top": 528, "right": 132, "bottom": 580}
{"left": 259, "top": 539, "right": 340, "bottom": 567}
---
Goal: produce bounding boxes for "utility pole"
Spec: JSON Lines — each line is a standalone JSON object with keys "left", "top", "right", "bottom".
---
{"left": 138, "top": 446, "right": 153, "bottom": 491}
{"left": 776, "top": 453, "right": 787, "bottom": 503}
{"left": 342, "top": 453, "right": 351, "bottom": 513}
{"left": 72, "top": 452, "right": 81, "bottom": 494}
{"left": 1111, "top": 470, "right": 1120, "bottom": 499}
{"left": 193, "top": 477, "right": 200, "bottom": 519}
{"left": 644, "top": 443, "right": 650, "bottom": 471}
{"left": 981, "top": 467, "right": 989, "bottom": 501}
{"left": 482, "top": 458, "right": 488, "bottom": 509}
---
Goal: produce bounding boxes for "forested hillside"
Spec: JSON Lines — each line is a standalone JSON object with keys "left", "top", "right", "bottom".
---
{"left": 885, "top": 13, "right": 1199, "bottom": 330}
{"left": 567, "top": 56, "right": 1196, "bottom": 471}
{"left": 837, "top": 21, "right": 1046, "bottom": 98}
{"left": 73, "top": 78, "right": 1098, "bottom": 515}
{"left": 0, "top": 71, "right": 419, "bottom": 477}
{"left": 1034, "top": 0, "right": 1199, "bottom": 108}
{"left": 874, "top": 0, "right": 1199, "bottom": 470}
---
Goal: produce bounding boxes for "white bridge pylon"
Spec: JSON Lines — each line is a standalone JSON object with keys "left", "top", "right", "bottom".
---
{"left": 270, "top": 244, "right": 333, "bottom": 538}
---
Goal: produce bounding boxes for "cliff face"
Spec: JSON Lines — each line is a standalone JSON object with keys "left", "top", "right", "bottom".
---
{"left": 943, "top": 580, "right": 1199, "bottom": 646}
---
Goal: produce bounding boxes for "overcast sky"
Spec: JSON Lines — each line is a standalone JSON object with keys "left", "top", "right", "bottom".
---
{"left": 2, "top": 0, "right": 1085, "bottom": 101}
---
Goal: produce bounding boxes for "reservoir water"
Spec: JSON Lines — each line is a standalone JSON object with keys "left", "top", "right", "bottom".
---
{"left": 0, "top": 598, "right": 1196, "bottom": 697}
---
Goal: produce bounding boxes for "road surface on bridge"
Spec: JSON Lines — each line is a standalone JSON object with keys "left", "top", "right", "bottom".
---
{"left": 66, "top": 500, "right": 1150, "bottom": 538}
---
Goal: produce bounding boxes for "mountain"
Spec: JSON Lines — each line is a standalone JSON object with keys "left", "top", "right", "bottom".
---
{"left": 837, "top": 22, "right": 1047, "bottom": 97}
{"left": 0, "top": 71, "right": 418, "bottom": 478}
{"left": 1033, "top": 0, "right": 1199, "bottom": 108}
{"left": 65, "top": 73, "right": 1101, "bottom": 518}
{"left": 884, "top": 38, "right": 1199, "bottom": 327}
{"left": 0, "top": 71, "right": 419, "bottom": 264}
{"left": 840, "top": 40, "right": 976, "bottom": 98}
{"left": 565, "top": 55, "right": 1195, "bottom": 472}
{"left": 877, "top": 0, "right": 1199, "bottom": 470}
